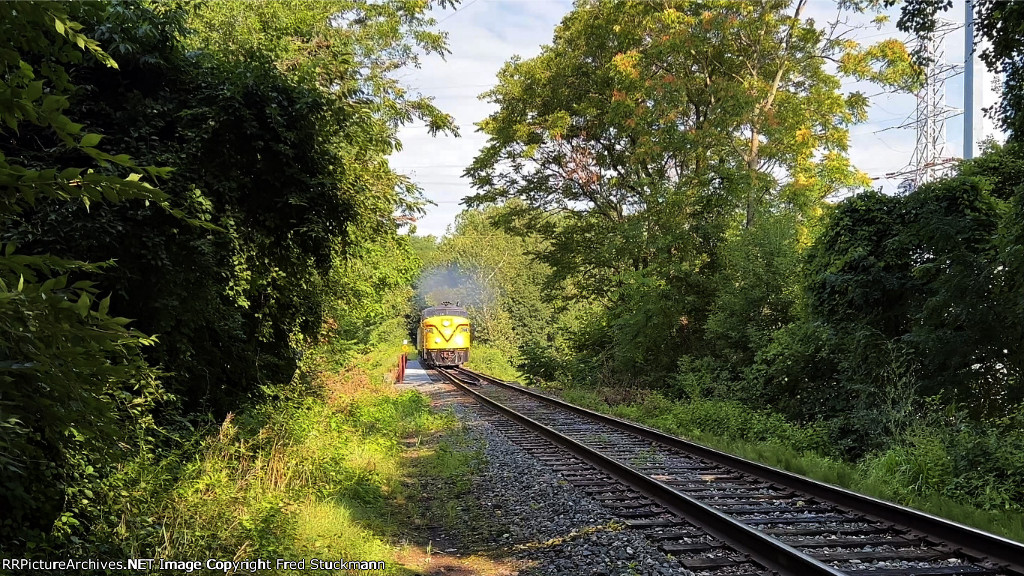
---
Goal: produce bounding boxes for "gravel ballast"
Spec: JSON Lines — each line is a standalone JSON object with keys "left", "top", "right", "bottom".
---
{"left": 400, "top": 367, "right": 697, "bottom": 575}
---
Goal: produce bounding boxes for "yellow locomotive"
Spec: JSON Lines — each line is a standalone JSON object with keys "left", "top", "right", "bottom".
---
{"left": 417, "top": 302, "right": 470, "bottom": 367}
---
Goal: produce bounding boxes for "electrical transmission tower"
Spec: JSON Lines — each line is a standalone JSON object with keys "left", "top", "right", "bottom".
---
{"left": 887, "top": 21, "right": 962, "bottom": 194}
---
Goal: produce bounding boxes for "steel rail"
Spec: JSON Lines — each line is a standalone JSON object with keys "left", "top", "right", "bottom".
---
{"left": 435, "top": 367, "right": 847, "bottom": 576}
{"left": 455, "top": 367, "right": 1024, "bottom": 575}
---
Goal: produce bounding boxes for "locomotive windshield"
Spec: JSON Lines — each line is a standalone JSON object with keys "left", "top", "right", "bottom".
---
{"left": 421, "top": 305, "right": 468, "bottom": 319}
{"left": 419, "top": 301, "right": 468, "bottom": 317}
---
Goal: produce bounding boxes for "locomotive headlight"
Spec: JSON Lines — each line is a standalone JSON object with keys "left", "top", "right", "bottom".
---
{"left": 434, "top": 337, "right": 441, "bottom": 344}
{"left": 442, "top": 320, "right": 450, "bottom": 327}
{"left": 454, "top": 336, "right": 464, "bottom": 345}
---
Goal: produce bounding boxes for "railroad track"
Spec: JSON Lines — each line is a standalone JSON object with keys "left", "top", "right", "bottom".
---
{"left": 432, "top": 366, "right": 1024, "bottom": 576}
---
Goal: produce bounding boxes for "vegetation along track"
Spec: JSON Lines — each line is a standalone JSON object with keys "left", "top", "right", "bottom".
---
{"left": 433, "top": 367, "right": 1024, "bottom": 576}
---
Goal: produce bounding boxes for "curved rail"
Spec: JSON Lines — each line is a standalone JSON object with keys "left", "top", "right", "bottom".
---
{"left": 436, "top": 367, "right": 847, "bottom": 576}
{"left": 450, "top": 366, "right": 1024, "bottom": 575}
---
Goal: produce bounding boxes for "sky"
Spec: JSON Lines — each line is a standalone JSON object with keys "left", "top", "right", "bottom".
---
{"left": 388, "top": 0, "right": 1002, "bottom": 238}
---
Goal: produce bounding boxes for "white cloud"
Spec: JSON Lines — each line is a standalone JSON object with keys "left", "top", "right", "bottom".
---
{"left": 389, "top": 0, "right": 572, "bottom": 237}
{"left": 390, "top": 0, "right": 1000, "bottom": 237}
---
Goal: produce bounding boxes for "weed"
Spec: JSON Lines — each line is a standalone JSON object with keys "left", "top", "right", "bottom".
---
{"left": 630, "top": 447, "right": 663, "bottom": 467}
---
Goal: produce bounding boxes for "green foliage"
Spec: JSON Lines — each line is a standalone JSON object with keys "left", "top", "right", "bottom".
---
{"left": 186, "top": 0, "right": 459, "bottom": 219}
{"left": 803, "top": 157, "right": 1021, "bottom": 419}
{"left": 860, "top": 407, "right": 1024, "bottom": 515}
{"left": 0, "top": 2, "right": 173, "bottom": 546}
{"left": 561, "top": 386, "right": 832, "bottom": 456}
{"left": 716, "top": 151, "right": 1021, "bottom": 458}
{"left": 706, "top": 212, "right": 805, "bottom": 367}
{"left": 556, "top": 383, "right": 1024, "bottom": 542}
{"left": 0, "top": 0, "right": 450, "bottom": 418}
{"left": 464, "top": 0, "right": 915, "bottom": 386}
{"left": 805, "top": 189, "right": 914, "bottom": 335}
{"left": 150, "top": 383, "right": 458, "bottom": 567}
{"left": 328, "top": 234, "right": 420, "bottom": 344}
{"left": 1, "top": 0, "right": 453, "bottom": 559}
{"left": 465, "top": 343, "right": 522, "bottom": 382}
{"left": 11, "top": 329, "right": 469, "bottom": 568}
{"left": 861, "top": 426, "right": 954, "bottom": 502}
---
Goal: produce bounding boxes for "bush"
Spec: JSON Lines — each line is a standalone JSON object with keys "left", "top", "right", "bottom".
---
{"left": 466, "top": 343, "right": 522, "bottom": 382}
{"left": 560, "top": 385, "right": 835, "bottom": 456}
{"left": 860, "top": 427, "right": 954, "bottom": 502}
{"left": 557, "top": 382, "right": 1024, "bottom": 541}
{"left": 859, "top": 407, "right": 1024, "bottom": 512}
{"left": 671, "top": 355, "right": 740, "bottom": 400}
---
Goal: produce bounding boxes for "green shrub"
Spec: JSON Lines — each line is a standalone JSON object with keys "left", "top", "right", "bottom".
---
{"left": 466, "top": 343, "right": 522, "bottom": 382}
{"left": 555, "top": 383, "right": 1024, "bottom": 542}
{"left": 860, "top": 427, "right": 954, "bottom": 502}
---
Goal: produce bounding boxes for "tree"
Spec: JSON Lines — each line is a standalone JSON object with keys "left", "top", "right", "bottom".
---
{"left": 803, "top": 150, "right": 1022, "bottom": 422}
{"left": 186, "top": 0, "right": 460, "bottom": 221}
{"left": 706, "top": 211, "right": 804, "bottom": 367}
{"left": 5, "top": 0, "right": 460, "bottom": 414}
{"left": 7, "top": 4, "right": 353, "bottom": 411}
{"left": 1, "top": 0, "right": 459, "bottom": 550}
{"left": 0, "top": 2, "right": 171, "bottom": 543}
{"left": 465, "top": 0, "right": 914, "bottom": 382}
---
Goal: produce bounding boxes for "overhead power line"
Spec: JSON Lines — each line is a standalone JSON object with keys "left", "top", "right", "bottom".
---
{"left": 436, "top": 0, "right": 484, "bottom": 24}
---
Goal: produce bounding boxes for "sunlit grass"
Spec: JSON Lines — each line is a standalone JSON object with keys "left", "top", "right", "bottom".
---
{"left": 293, "top": 500, "right": 393, "bottom": 564}
{"left": 140, "top": 354, "right": 467, "bottom": 573}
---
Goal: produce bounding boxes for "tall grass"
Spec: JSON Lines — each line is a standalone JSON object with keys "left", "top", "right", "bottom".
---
{"left": 91, "top": 338, "right": 471, "bottom": 574}
{"left": 151, "top": 382, "right": 457, "bottom": 569}
{"left": 556, "top": 386, "right": 1024, "bottom": 543}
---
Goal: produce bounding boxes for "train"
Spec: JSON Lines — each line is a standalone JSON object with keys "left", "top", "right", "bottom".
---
{"left": 417, "top": 302, "right": 471, "bottom": 367}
